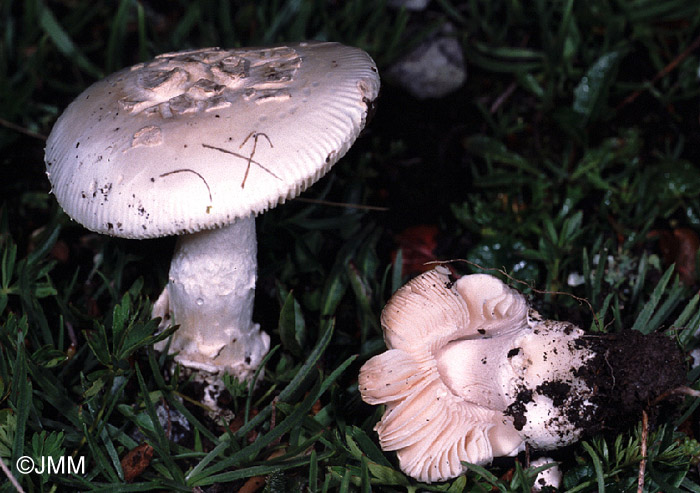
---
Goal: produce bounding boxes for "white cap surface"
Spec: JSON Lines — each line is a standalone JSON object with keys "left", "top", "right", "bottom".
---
{"left": 45, "top": 42, "right": 380, "bottom": 238}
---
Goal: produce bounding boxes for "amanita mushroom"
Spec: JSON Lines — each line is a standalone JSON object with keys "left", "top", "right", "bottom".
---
{"left": 359, "top": 266, "right": 686, "bottom": 483}
{"left": 45, "top": 42, "right": 380, "bottom": 381}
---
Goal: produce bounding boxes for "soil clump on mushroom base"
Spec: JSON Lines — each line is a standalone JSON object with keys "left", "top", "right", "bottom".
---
{"left": 581, "top": 330, "right": 687, "bottom": 429}
{"left": 506, "top": 330, "right": 687, "bottom": 442}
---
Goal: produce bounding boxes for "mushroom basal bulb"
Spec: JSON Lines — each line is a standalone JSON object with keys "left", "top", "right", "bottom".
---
{"left": 359, "top": 266, "right": 598, "bottom": 483}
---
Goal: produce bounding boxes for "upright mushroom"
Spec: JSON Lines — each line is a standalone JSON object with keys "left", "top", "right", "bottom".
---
{"left": 359, "top": 267, "right": 685, "bottom": 483}
{"left": 45, "top": 42, "right": 380, "bottom": 381}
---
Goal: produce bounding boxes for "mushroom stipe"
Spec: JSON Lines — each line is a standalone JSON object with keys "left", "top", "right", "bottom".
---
{"left": 359, "top": 267, "right": 686, "bottom": 483}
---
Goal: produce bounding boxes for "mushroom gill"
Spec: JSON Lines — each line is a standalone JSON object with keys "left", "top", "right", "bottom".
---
{"left": 359, "top": 267, "right": 600, "bottom": 483}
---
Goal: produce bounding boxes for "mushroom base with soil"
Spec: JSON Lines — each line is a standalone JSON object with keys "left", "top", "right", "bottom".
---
{"left": 556, "top": 329, "right": 687, "bottom": 434}
{"left": 500, "top": 323, "right": 687, "bottom": 446}
{"left": 153, "top": 215, "right": 270, "bottom": 382}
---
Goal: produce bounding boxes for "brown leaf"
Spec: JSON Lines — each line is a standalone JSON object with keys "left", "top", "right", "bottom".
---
{"left": 121, "top": 443, "right": 154, "bottom": 482}
{"left": 392, "top": 224, "right": 439, "bottom": 276}
{"left": 237, "top": 476, "right": 266, "bottom": 493}
{"left": 227, "top": 410, "right": 259, "bottom": 444}
{"left": 655, "top": 227, "right": 700, "bottom": 285}
{"left": 235, "top": 450, "right": 286, "bottom": 493}
{"left": 311, "top": 398, "right": 322, "bottom": 416}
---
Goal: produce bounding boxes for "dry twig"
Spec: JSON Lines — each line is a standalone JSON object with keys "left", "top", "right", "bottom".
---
{"left": 616, "top": 33, "right": 700, "bottom": 111}
{"left": 294, "top": 197, "right": 389, "bottom": 211}
{"left": 0, "top": 117, "right": 47, "bottom": 141}
{"left": 0, "top": 457, "right": 26, "bottom": 493}
{"left": 652, "top": 385, "right": 700, "bottom": 405}
{"left": 637, "top": 410, "right": 649, "bottom": 493}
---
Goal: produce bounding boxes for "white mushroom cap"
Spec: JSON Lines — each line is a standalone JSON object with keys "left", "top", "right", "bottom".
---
{"left": 45, "top": 42, "right": 379, "bottom": 237}
{"left": 359, "top": 267, "right": 597, "bottom": 483}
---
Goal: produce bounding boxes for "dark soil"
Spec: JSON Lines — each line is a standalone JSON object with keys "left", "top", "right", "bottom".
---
{"left": 508, "top": 389, "right": 534, "bottom": 431}
{"left": 504, "top": 330, "right": 687, "bottom": 444}
{"left": 574, "top": 330, "right": 687, "bottom": 435}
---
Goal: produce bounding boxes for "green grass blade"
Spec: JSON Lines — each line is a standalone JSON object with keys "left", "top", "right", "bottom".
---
{"left": 682, "top": 477, "right": 700, "bottom": 492}
{"left": 245, "top": 345, "right": 279, "bottom": 423}
{"left": 106, "top": 0, "right": 131, "bottom": 73}
{"left": 232, "top": 318, "right": 336, "bottom": 442}
{"left": 197, "top": 451, "right": 333, "bottom": 486}
{"left": 134, "top": 363, "right": 185, "bottom": 484}
{"left": 26, "top": 222, "right": 59, "bottom": 266}
{"left": 339, "top": 467, "right": 351, "bottom": 492}
{"left": 37, "top": 1, "right": 102, "bottom": 78}
{"left": 631, "top": 251, "right": 649, "bottom": 306}
{"left": 100, "top": 426, "right": 124, "bottom": 482}
{"left": 645, "top": 278, "right": 684, "bottom": 334}
{"left": 676, "top": 298, "right": 700, "bottom": 342}
{"left": 631, "top": 265, "right": 675, "bottom": 334}
{"left": 350, "top": 426, "right": 392, "bottom": 467}
{"left": 80, "top": 420, "right": 118, "bottom": 483}
{"left": 360, "top": 455, "right": 371, "bottom": 493}
{"left": 309, "top": 449, "right": 318, "bottom": 493}
{"left": 10, "top": 327, "right": 30, "bottom": 479}
{"left": 581, "top": 441, "right": 605, "bottom": 493}
{"left": 191, "top": 354, "right": 356, "bottom": 484}
{"left": 184, "top": 440, "right": 228, "bottom": 483}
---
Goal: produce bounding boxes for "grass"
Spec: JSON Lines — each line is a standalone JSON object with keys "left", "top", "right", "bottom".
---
{"left": 2, "top": 0, "right": 700, "bottom": 491}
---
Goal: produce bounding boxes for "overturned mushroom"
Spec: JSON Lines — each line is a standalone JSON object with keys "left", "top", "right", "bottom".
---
{"left": 359, "top": 267, "right": 686, "bottom": 483}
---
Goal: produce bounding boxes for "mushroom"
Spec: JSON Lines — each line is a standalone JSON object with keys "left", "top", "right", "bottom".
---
{"left": 358, "top": 267, "right": 599, "bottom": 483}
{"left": 45, "top": 42, "right": 380, "bottom": 381}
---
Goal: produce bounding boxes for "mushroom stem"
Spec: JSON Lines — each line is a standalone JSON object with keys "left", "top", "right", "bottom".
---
{"left": 436, "top": 337, "right": 513, "bottom": 410}
{"left": 435, "top": 318, "right": 597, "bottom": 450}
{"left": 153, "top": 214, "right": 270, "bottom": 380}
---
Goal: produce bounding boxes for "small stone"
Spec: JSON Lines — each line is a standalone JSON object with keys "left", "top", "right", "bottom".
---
{"left": 388, "top": 0, "right": 431, "bottom": 11}
{"left": 387, "top": 28, "right": 466, "bottom": 99}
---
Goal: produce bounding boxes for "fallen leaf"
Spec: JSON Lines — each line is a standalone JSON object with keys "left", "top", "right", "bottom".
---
{"left": 392, "top": 224, "right": 439, "bottom": 276}
{"left": 121, "top": 443, "right": 154, "bottom": 482}
{"left": 654, "top": 228, "right": 700, "bottom": 285}
{"left": 236, "top": 449, "right": 286, "bottom": 493}
{"left": 237, "top": 475, "right": 266, "bottom": 493}
{"left": 228, "top": 410, "right": 259, "bottom": 444}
